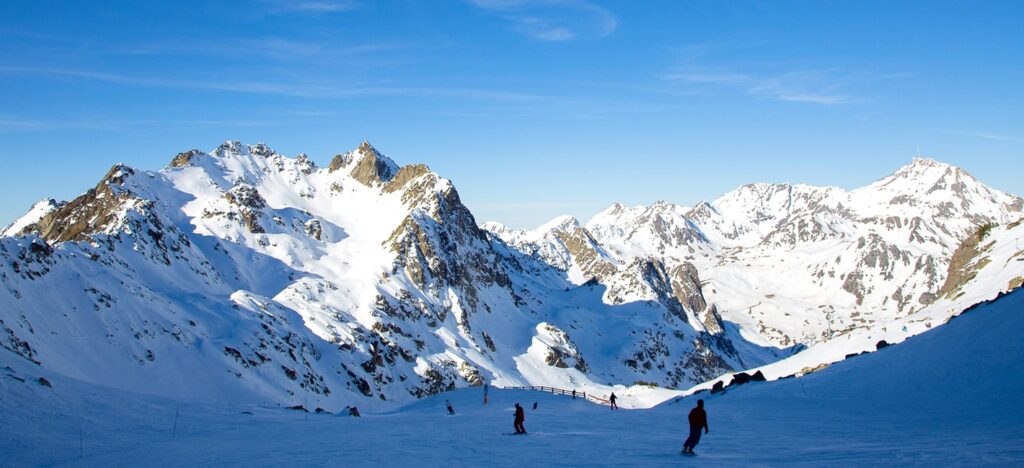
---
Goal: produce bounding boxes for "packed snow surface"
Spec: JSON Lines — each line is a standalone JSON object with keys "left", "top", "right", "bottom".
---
{"left": 3, "top": 288, "right": 1021, "bottom": 466}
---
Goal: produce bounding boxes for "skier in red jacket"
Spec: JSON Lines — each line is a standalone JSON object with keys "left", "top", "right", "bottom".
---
{"left": 682, "top": 399, "right": 709, "bottom": 455}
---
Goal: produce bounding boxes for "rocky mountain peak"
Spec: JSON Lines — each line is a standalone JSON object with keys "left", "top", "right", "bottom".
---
{"left": 248, "top": 143, "right": 273, "bottom": 158}
{"left": 208, "top": 140, "right": 276, "bottom": 160}
{"left": 17, "top": 163, "right": 142, "bottom": 243}
{"left": 357, "top": 140, "right": 379, "bottom": 155}
{"left": 215, "top": 140, "right": 244, "bottom": 155}
{"left": 2, "top": 199, "right": 64, "bottom": 237}
{"left": 326, "top": 153, "right": 353, "bottom": 173}
{"left": 326, "top": 141, "right": 398, "bottom": 185}
{"left": 875, "top": 157, "right": 966, "bottom": 190}
{"left": 479, "top": 221, "right": 508, "bottom": 232}
{"left": 537, "top": 215, "right": 582, "bottom": 234}
{"left": 686, "top": 201, "right": 719, "bottom": 220}
{"left": 646, "top": 200, "right": 685, "bottom": 214}
{"left": 169, "top": 149, "right": 203, "bottom": 168}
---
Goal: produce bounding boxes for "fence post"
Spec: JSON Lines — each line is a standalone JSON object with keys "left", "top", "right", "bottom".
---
{"left": 172, "top": 405, "right": 179, "bottom": 438}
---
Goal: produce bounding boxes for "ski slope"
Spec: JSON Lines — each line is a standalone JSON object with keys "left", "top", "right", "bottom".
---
{"left": 3, "top": 288, "right": 1021, "bottom": 466}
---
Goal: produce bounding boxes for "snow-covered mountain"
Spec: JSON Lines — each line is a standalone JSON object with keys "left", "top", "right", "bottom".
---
{"left": 490, "top": 158, "right": 1023, "bottom": 350}
{"left": 1, "top": 141, "right": 781, "bottom": 411}
{"left": 3, "top": 143, "right": 1021, "bottom": 411}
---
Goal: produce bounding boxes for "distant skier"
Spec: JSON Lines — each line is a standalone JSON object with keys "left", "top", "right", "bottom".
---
{"left": 681, "top": 399, "right": 709, "bottom": 455}
{"left": 513, "top": 403, "right": 527, "bottom": 434}
{"left": 572, "top": 389, "right": 577, "bottom": 399}
{"left": 349, "top": 406, "right": 361, "bottom": 417}
{"left": 609, "top": 393, "right": 618, "bottom": 410}
{"left": 532, "top": 402, "right": 538, "bottom": 411}
{"left": 446, "top": 399, "right": 456, "bottom": 415}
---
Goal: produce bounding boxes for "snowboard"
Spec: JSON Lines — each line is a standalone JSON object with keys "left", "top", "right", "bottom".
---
{"left": 502, "top": 432, "right": 528, "bottom": 436}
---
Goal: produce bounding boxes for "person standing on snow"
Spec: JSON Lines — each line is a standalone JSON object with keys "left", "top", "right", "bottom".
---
{"left": 446, "top": 399, "right": 456, "bottom": 415}
{"left": 609, "top": 393, "right": 618, "bottom": 410}
{"left": 513, "top": 403, "right": 527, "bottom": 434}
{"left": 682, "top": 399, "right": 709, "bottom": 455}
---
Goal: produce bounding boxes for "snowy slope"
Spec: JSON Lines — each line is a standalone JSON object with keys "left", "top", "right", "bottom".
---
{"left": 689, "top": 215, "right": 1024, "bottom": 390}
{"left": 3, "top": 287, "right": 1021, "bottom": 466}
{"left": 1, "top": 199, "right": 62, "bottom": 237}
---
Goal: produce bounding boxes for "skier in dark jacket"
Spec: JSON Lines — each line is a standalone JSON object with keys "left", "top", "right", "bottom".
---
{"left": 609, "top": 393, "right": 618, "bottom": 410}
{"left": 682, "top": 399, "right": 709, "bottom": 455}
{"left": 514, "top": 403, "right": 527, "bottom": 434}
{"left": 446, "top": 399, "right": 456, "bottom": 415}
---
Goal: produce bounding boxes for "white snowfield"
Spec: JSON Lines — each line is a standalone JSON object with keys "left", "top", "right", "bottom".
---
{"left": 2, "top": 287, "right": 1021, "bottom": 466}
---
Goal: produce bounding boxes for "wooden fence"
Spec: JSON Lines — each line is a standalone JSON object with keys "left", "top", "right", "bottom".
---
{"left": 506, "top": 385, "right": 610, "bottom": 406}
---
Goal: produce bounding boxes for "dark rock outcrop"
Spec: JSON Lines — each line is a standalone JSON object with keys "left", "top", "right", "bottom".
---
{"left": 169, "top": 149, "right": 202, "bottom": 168}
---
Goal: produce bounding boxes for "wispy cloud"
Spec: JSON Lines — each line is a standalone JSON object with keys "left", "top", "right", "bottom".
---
{"left": 0, "top": 116, "right": 121, "bottom": 132}
{"left": 0, "top": 65, "right": 551, "bottom": 101}
{"left": 259, "top": 0, "right": 359, "bottom": 14}
{"left": 467, "top": 0, "right": 617, "bottom": 41}
{"left": 95, "top": 37, "right": 407, "bottom": 61}
{"left": 663, "top": 67, "right": 858, "bottom": 105}
{"left": 659, "top": 42, "right": 914, "bottom": 105}
{"left": 953, "top": 131, "right": 1024, "bottom": 143}
{"left": 0, "top": 114, "right": 278, "bottom": 133}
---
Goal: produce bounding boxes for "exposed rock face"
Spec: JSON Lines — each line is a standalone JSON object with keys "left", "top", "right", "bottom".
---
{"left": 554, "top": 225, "right": 618, "bottom": 283}
{"left": 23, "top": 164, "right": 138, "bottom": 243}
{"left": 304, "top": 219, "right": 323, "bottom": 241}
{"left": 169, "top": 149, "right": 202, "bottom": 168}
{"left": 349, "top": 142, "right": 398, "bottom": 186}
{"left": 384, "top": 179, "right": 512, "bottom": 326}
{"left": 939, "top": 223, "right": 996, "bottom": 300}
{"left": 700, "top": 304, "right": 726, "bottom": 335}
{"left": 327, "top": 153, "right": 352, "bottom": 173}
{"left": 668, "top": 263, "right": 706, "bottom": 312}
{"left": 536, "top": 323, "right": 589, "bottom": 373}
{"left": 384, "top": 164, "right": 431, "bottom": 194}
{"left": 222, "top": 184, "right": 268, "bottom": 234}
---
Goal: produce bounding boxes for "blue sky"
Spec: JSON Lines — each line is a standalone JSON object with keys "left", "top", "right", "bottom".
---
{"left": 1, "top": 0, "right": 1021, "bottom": 229}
